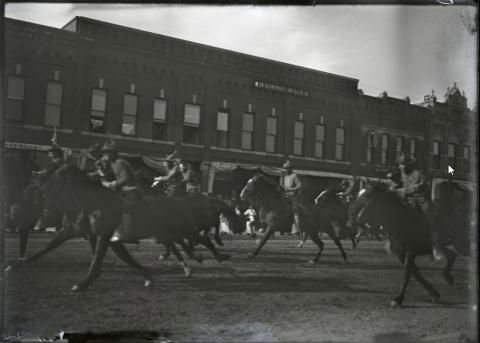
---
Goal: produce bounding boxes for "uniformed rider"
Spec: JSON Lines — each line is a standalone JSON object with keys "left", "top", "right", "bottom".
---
{"left": 32, "top": 145, "right": 66, "bottom": 179}
{"left": 399, "top": 155, "right": 444, "bottom": 261}
{"left": 153, "top": 152, "right": 183, "bottom": 197}
{"left": 99, "top": 140, "right": 141, "bottom": 242}
{"left": 280, "top": 160, "right": 303, "bottom": 231}
{"left": 179, "top": 161, "right": 201, "bottom": 196}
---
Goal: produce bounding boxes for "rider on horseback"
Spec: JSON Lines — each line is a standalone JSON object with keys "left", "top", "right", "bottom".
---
{"left": 179, "top": 161, "right": 201, "bottom": 196}
{"left": 280, "top": 160, "right": 303, "bottom": 232}
{"left": 153, "top": 151, "right": 183, "bottom": 197}
{"left": 32, "top": 145, "right": 66, "bottom": 179}
{"left": 99, "top": 140, "right": 141, "bottom": 242}
{"left": 398, "top": 154, "right": 444, "bottom": 261}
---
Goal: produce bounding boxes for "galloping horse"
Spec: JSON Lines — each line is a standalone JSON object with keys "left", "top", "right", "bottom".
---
{"left": 312, "top": 186, "right": 358, "bottom": 249}
{"left": 28, "top": 164, "right": 223, "bottom": 291}
{"left": 158, "top": 196, "right": 238, "bottom": 261}
{"left": 240, "top": 174, "right": 348, "bottom": 263}
{"left": 353, "top": 182, "right": 471, "bottom": 307}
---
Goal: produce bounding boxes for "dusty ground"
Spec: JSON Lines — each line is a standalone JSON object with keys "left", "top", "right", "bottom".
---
{"left": 2, "top": 233, "right": 477, "bottom": 343}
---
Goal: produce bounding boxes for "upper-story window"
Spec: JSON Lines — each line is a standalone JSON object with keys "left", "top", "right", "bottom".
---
{"left": 448, "top": 143, "right": 457, "bottom": 169}
{"left": 153, "top": 98, "right": 167, "bottom": 141}
{"left": 433, "top": 140, "right": 441, "bottom": 169}
{"left": 409, "top": 138, "right": 417, "bottom": 158}
{"left": 293, "top": 121, "right": 304, "bottom": 156}
{"left": 44, "top": 82, "right": 63, "bottom": 127}
{"left": 396, "top": 136, "right": 404, "bottom": 158}
{"left": 315, "top": 124, "right": 325, "bottom": 159}
{"left": 335, "top": 127, "right": 345, "bottom": 161}
{"left": 242, "top": 112, "right": 254, "bottom": 150}
{"left": 381, "top": 134, "right": 389, "bottom": 165}
{"left": 367, "top": 132, "right": 376, "bottom": 163}
{"left": 463, "top": 145, "right": 470, "bottom": 172}
{"left": 183, "top": 103, "right": 201, "bottom": 144}
{"left": 6, "top": 75, "right": 25, "bottom": 120}
{"left": 265, "top": 116, "right": 277, "bottom": 153}
{"left": 216, "top": 110, "right": 229, "bottom": 148}
{"left": 122, "top": 94, "right": 137, "bottom": 136}
{"left": 90, "top": 89, "right": 107, "bottom": 133}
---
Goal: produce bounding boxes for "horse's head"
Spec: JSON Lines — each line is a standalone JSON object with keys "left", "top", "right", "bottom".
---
{"left": 240, "top": 173, "right": 279, "bottom": 202}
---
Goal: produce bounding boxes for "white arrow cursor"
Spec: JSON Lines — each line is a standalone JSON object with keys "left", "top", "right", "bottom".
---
{"left": 448, "top": 165, "right": 454, "bottom": 175}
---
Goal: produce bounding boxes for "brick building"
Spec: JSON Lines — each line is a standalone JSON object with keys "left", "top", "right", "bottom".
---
{"left": 3, "top": 17, "right": 477, "bottom": 204}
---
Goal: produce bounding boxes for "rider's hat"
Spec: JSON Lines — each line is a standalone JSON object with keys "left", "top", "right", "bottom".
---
{"left": 101, "top": 139, "right": 118, "bottom": 154}
{"left": 282, "top": 160, "right": 293, "bottom": 169}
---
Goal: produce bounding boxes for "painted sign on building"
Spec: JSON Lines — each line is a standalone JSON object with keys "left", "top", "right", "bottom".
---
{"left": 254, "top": 81, "right": 309, "bottom": 97}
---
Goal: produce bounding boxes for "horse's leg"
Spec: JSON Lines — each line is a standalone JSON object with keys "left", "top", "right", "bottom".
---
{"left": 391, "top": 252, "right": 414, "bottom": 307}
{"left": 158, "top": 244, "right": 172, "bottom": 260}
{"left": 213, "top": 219, "right": 224, "bottom": 247}
{"left": 307, "top": 231, "right": 325, "bottom": 264}
{"left": 355, "top": 226, "right": 363, "bottom": 244}
{"left": 410, "top": 261, "right": 440, "bottom": 303}
{"left": 441, "top": 246, "right": 457, "bottom": 285}
{"left": 18, "top": 224, "right": 30, "bottom": 258}
{"left": 248, "top": 223, "right": 275, "bottom": 258}
{"left": 88, "top": 234, "right": 97, "bottom": 254}
{"left": 110, "top": 242, "right": 153, "bottom": 286}
{"left": 176, "top": 238, "right": 203, "bottom": 263}
{"left": 326, "top": 227, "right": 348, "bottom": 261}
{"left": 297, "top": 232, "right": 308, "bottom": 248}
{"left": 6, "top": 227, "right": 78, "bottom": 271}
{"left": 167, "top": 243, "right": 191, "bottom": 278}
{"left": 347, "top": 225, "right": 357, "bottom": 250}
{"left": 72, "top": 236, "right": 109, "bottom": 292}
{"left": 195, "top": 232, "right": 230, "bottom": 262}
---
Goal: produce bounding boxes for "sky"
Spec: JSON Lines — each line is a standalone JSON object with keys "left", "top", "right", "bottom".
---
{"left": 5, "top": 4, "right": 478, "bottom": 108}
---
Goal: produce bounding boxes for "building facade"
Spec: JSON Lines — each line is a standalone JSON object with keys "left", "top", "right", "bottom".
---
{"left": 3, "top": 17, "right": 477, "bottom": 203}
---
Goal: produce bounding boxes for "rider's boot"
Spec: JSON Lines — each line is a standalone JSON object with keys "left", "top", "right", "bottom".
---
{"left": 110, "top": 213, "right": 133, "bottom": 242}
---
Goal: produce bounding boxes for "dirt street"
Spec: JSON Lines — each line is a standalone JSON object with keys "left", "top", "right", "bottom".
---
{"left": 2, "top": 234, "right": 477, "bottom": 342}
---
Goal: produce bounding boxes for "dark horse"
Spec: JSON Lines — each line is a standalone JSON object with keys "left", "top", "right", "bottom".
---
{"left": 158, "top": 195, "right": 239, "bottom": 261}
{"left": 25, "top": 164, "right": 223, "bottom": 291}
{"left": 6, "top": 174, "right": 96, "bottom": 260}
{"left": 310, "top": 186, "right": 359, "bottom": 249}
{"left": 354, "top": 182, "right": 472, "bottom": 307}
{"left": 240, "top": 174, "right": 348, "bottom": 263}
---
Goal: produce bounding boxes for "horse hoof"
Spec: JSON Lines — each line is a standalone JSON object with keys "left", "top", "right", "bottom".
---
{"left": 308, "top": 260, "right": 316, "bottom": 265}
{"left": 431, "top": 291, "right": 441, "bottom": 304}
{"left": 4, "top": 265, "right": 12, "bottom": 273}
{"left": 158, "top": 255, "right": 168, "bottom": 261}
{"left": 297, "top": 242, "right": 305, "bottom": 248}
{"left": 144, "top": 279, "right": 152, "bottom": 287}
{"left": 389, "top": 299, "right": 402, "bottom": 308}
{"left": 71, "top": 284, "right": 81, "bottom": 292}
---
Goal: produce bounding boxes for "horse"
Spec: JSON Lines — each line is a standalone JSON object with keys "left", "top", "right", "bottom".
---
{"left": 240, "top": 174, "right": 348, "bottom": 263}
{"left": 6, "top": 173, "right": 85, "bottom": 259}
{"left": 157, "top": 196, "right": 239, "bottom": 261}
{"left": 307, "top": 186, "right": 359, "bottom": 250}
{"left": 28, "top": 164, "right": 226, "bottom": 291}
{"left": 353, "top": 181, "right": 471, "bottom": 307}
